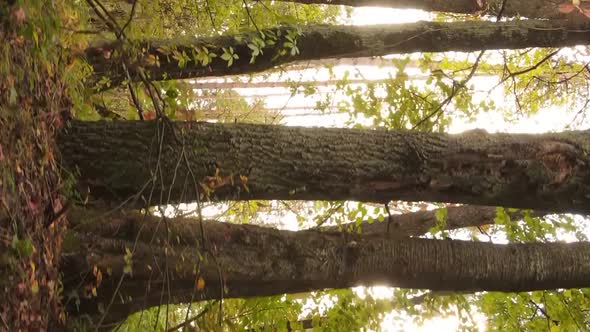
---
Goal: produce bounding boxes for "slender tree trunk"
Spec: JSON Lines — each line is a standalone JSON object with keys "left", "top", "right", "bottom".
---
{"left": 345, "top": 206, "right": 544, "bottom": 237}
{"left": 193, "top": 78, "right": 388, "bottom": 89}
{"left": 285, "top": 56, "right": 421, "bottom": 70}
{"left": 274, "top": 0, "right": 570, "bottom": 20}
{"left": 85, "top": 20, "right": 590, "bottom": 88}
{"left": 58, "top": 120, "right": 590, "bottom": 213}
{"left": 62, "top": 209, "right": 590, "bottom": 328}
{"left": 192, "top": 74, "right": 483, "bottom": 89}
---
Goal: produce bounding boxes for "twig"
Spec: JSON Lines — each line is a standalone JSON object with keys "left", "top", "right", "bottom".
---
{"left": 120, "top": 0, "right": 139, "bottom": 37}
{"left": 0, "top": 312, "right": 9, "bottom": 330}
{"left": 181, "top": 147, "right": 225, "bottom": 325}
{"left": 204, "top": 0, "right": 218, "bottom": 32}
{"left": 492, "top": 49, "right": 560, "bottom": 91}
{"left": 93, "top": 273, "right": 126, "bottom": 331}
{"left": 385, "top": 202, "right": 393, "bottom": 233}
{"left": 85, "top": 0, "right": 125, "bottom": 38}
{"left": 495, "top": 0, "right": 509, "bottom": 20}
{"left": 242, "top": 0, "right": 261, "bottom": 34}
{"left": 166, "top": 301, "right": 217, "bottom": 332}
{"left": 123, "top": 61, "right": 145, "bottom": 120}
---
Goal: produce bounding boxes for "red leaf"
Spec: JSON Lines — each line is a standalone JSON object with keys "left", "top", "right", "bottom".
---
{"left": 144, "top": 111, "right": 156, "bottom": 120}
{"left": 28, "top": 199, "right": 39, "bottom": 212}
{"left": 559, "top": 3, "right": 577, "bottom": 13}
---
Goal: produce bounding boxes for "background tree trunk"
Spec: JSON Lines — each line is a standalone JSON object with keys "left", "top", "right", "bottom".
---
{"left": 59, "top": 120, "right": 590, "bottom": 213}
{"left": 85, "top": 20, "right": 590, "bottom": 88}
{"left": 275, "top": 0, "right": 570, "bottom": 20}
{"left": 345, "top": 205, "right": 545, "bottom": 237}
{"left": 62, "top": 209, "right": 590, "bottom": 328}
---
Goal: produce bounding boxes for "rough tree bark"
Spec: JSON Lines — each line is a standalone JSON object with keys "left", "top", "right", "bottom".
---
{"left": 59, "top": 120, "right": 590, "bottom": 213}
{"left": 275, "top": 0, "right": 573, "bottom": 20}
{"left": 62, "top": 209, "right": 590, "bottom": 328}
{"left": 85, "top": 20, "right": 590, "bottom": 88}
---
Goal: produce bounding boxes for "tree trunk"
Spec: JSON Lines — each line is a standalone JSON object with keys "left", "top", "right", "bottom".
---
{"left": 345, "top": 205, "right": 543, "bottom": 237}
{"left": 58, "top": 120, "right": 590, "bottom": 213}
{"left": 193, "top": 78, "right": 390, "bottom": 89}
{"left": 275, "top": 0, "right": 571, "bottom": 20}
{"left": 85, "top": 20, "right": 590, "bottom": 88}
{"left": 285, "top": 56, "right": 422, "bottom": 70}
{"left": 62, "top": 209, "right": 590, "bottom": 328}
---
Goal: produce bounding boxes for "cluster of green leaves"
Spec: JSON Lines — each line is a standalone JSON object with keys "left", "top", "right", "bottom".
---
{"left": 119, "top": 289, "right": 394, "bottom": 332}
{"left": 494, "top": 208, "right": 588, "bottom": 243}
{"left": 118, "top": 296, "right": 303, "bottom": 332}
{"left": 390, "top": 289, "right": 481, "bottom": 331}
{"left": 289, "top": 55, "right": 497, "bottom": 133}
{"left": 479, "top": 289, "right": 590, "bottom": 331}
{"left": 500, "top": 48, "right": 587, "bottom": 118}
{"left": 290, "top": 200, "right": 388, "bottom": 232}
{"left": 83, "top": 0, "right": 342, "bottom": 39}
{"left": 151, "top": 24, "right": 302, "bottom": 70}
{"left": 78, "top": 0, "right": 338, "bottom": 122}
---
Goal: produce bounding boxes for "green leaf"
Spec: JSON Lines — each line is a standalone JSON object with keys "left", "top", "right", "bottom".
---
{"left": 31, "top": 280, "right": 39, "bottom": 295}
{"left": 9, "top": 86, "right": 18, "bottom": 105}
{"left": 247, "top": 43, "right": 260, "bottom": 56}
{"left": 11, "top": 235, "right": 34, "bottom": 258}
{"left": 124, "top": 247, "right": 133, "bottom": 275}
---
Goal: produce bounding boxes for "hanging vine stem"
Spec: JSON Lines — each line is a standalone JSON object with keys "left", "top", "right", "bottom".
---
{"left": 204, "top": 0, "right": 219, "bottom": 32}
{"left": 122, "top": 61, "right": 145, "bottom": 120}
{"left": 181, "top": 147, "right": 225, "bottom": 325}
{"left": 80, "top": 1, "right": 217, "bottom": 329}
{"left": 242, "top": 0, "right": 262, "bottom": 35}
{"left": 85, "top": 0, "right": 125, "bottom": 38}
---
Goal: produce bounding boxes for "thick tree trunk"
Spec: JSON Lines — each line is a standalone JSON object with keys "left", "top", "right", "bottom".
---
{"left": 85, "top": 20, "right": 590, "bottom": 88}
{"left": 276, "top": 0, "right": 571, "bottom": 20}
{"left": 62, "top": 209, "right": 590, "bottom": 328}
{"left": 59, "top": 120, "right": 590, "bottom": 213}
{"left": 58, "top": 204, "right": 508, "bottom": 328}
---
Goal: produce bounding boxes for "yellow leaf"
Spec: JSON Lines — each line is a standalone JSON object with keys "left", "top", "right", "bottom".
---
{"left": 31, "top": 280, "right": 39, "bottom": 295}
{"left": 96, "top": 270, "right": 102, "bottom": 285}
{"left": 32, "top": 29, "right": 38, "bottom": 46}
{"left": 196, "top": 277, "right": 205, "bottom": 290}
{"left": 145, "top": 54, "right": 159, "bottom": 66}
